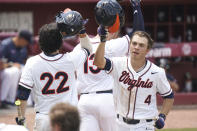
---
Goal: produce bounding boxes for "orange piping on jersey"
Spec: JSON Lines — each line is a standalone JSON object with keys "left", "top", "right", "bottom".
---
{"left": 108, "top": 14, "right": 120, "bottom": 33}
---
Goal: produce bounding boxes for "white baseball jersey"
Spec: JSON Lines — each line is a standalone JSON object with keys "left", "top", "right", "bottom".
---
{"left": 107, "top": 57, "right": 172, "bottom": 119}
{"left": 19, "top": 49, "right": 88, "bottom": 114}
{"left": 74, "top": 35, "right": 130, "bottom": 93}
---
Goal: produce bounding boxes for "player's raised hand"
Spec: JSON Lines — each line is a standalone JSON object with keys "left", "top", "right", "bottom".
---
{"left": 154, "top": 113, "right": 166, "bottom": 129}
{"left": 97, "top": 26, "right": 108, "bottom": 43}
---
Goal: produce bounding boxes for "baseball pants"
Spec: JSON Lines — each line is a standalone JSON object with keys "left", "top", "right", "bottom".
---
{"left": 34, "top": 113, "right": 51, "bottom": 131}
{"left": 0, "top": 66, "right": 21, "bottom": 103}
{"left": 78, "top": 93, "right": 117, "bottom": 131}
{"left": 116, "top": 118, "right": 155, "bottom": 131}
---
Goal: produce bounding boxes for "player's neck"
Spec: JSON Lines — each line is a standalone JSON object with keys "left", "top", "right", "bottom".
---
{"left": 130, "top": 58, "right": 146, "bottom": 72}
{"left": 44, "top": 50, "right": 59, "bottom": 57}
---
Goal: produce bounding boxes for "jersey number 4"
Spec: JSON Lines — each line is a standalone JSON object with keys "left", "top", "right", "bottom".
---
{"left": 144, "top": 95, "right": 151, "bottom": 105}
{"left": 40, "top": 72, "right": 69, "bottom": 95}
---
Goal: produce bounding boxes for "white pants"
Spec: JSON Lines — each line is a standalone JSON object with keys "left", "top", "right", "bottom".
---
{"left": 78, "top": 93, "right": 117, "bottom": 131}
{"left": 116, "top": 118, "right": 155, "bottom": 131}
{"left": 0, "top": 67, "right": 21, "bottom": 103}
{"left": 34, "top": 114, "right": 51, "bottom": 131}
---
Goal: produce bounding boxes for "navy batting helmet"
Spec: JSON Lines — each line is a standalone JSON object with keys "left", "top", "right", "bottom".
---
{"left": 55, "top": 11, "right": 84, "bottom": 36}
{"left": 94, "top": 0, "right": 125, "bottom": 28}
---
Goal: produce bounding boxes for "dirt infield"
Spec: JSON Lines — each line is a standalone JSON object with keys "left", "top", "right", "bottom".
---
{"left": 0, "top": 105, "right": 197, "bottom": 131}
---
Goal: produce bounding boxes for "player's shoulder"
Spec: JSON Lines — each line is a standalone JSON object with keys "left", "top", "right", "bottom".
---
{"left": 149, "top": 61, "right": 165, "bottom": 73}
{"left": 106, "top": 35, "right": 130, "bottom": 44}
{"left": 26, "top": 54, "right": 40, "bottom": 65}
{"left": 111, "top": 56, "right": 127, "bottom": 63}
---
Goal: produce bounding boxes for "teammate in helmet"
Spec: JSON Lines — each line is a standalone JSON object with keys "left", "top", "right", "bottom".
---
{"left": 56, "top": 10, "right": 87, "bottom": 37}
{"left": 15, "top": 11, "right": 92, "bottom": 131}
{"left": 75, "top": 0, "right": 145, "bottom": 131}
{"left": 94, "top": 0, "right": 125, "bottom": 28}
{"left": 56, "top": 10, "right": 92, "bottom": 53}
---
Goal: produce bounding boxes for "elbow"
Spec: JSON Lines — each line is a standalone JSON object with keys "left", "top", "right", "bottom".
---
{"left": 94, "top": 59, "right": 105, "bottom": 69}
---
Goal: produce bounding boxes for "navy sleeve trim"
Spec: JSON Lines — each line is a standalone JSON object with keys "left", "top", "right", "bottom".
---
{"left": 16, "top": 85, "right": 31, "bottom": 100}
{"left": 104, "top": 58, "right": 112, "bottom": 71}
{"left": 163, "top": 92, "right": 174, "bottom": 99}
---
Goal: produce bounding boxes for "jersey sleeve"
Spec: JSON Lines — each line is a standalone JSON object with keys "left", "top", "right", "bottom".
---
{"left": 105, "top": 35, "right": 130, "bottom": 58}
{"left": 19, "top": 58, "right": 34, "bottom": 90}
{"left": 104, "top": 57, "right": 120, "bottom": 76}
{"left": 156, "top": 69, "right": 172, "bottom": 97}
{"left": 68, "top": 48, "right": 89, "bottom": 70}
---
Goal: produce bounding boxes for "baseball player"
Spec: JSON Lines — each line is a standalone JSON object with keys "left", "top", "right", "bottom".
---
{"left": 0, "top": 30, "right": 33, "bottom": 108}
{"left": 15, "top": 11, "right": 92, "bottom": 131}
{"left": 74, "top": 0, "right": 145, "bottom": 131}
{"left": 94, "top": 30, "right": 174, "bottom": 131}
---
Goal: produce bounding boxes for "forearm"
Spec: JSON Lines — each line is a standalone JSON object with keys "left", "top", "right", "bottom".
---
{"left": 17, "top": 100, "right": 27, "bottom": 118}
{"left": 160, "top": 98, "right": 174, "bottom": 116}
{"left": 128, "top": 1, "right": 145, "bottom": 37}
{"left": 79, "top": 33, "right": 92, "bottom": 53}
{"left": 94, "top": 42, "right": 106, "bottom": 69}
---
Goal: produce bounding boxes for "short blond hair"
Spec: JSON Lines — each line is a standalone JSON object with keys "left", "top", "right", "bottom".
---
{"left": 131, "top": 31, "right": 154, "bottom": 49}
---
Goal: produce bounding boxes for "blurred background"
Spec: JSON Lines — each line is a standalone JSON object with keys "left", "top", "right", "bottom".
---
{"left": 0, "top": 0, "right": 197, "bottom": 106}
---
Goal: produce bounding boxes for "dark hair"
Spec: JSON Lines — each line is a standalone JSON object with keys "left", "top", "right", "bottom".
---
{"left": 39, "top": 23, "right": 62, "bottom": 54}
{"left": 19, "top": 30, "right": 33, "bottom": 44}
{"left": 50, "top": 103, "right": 80, "bottom": 131}
{"left": 131, "top": 31, "right": 154, "bottom": 49}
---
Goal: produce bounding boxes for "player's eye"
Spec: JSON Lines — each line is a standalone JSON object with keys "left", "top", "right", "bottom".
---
{"left": 132, "top": 42, "right": 137, "bottom": 46}
{"left": 139, "top": 44, "right": 144, "bottom": 47}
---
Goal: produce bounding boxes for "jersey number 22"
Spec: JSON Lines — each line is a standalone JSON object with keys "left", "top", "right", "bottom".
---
{"left": 40, "top": 72, "right": 69, "bottom": 95}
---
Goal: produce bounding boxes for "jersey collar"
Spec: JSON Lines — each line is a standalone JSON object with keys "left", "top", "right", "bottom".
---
{"left": 39, "top": 52, "right": 64, "bottom": 61}
{"left": 127, "top": 57, "right": 152, "bottom": 78}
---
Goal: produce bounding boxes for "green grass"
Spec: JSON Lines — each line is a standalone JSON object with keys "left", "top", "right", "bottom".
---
{"left": 160, "top": 128, "right": 197, "bottom": 131}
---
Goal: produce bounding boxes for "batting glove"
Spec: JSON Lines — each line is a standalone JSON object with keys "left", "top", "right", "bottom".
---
{"left": 15, "top": 117, "right": 26, "bottom": 126}
{"left": 155, "top": 113, "right": 166, "bottom": 129}
{"left": 97, "top": 26, "right": 108, "bottom": 42}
